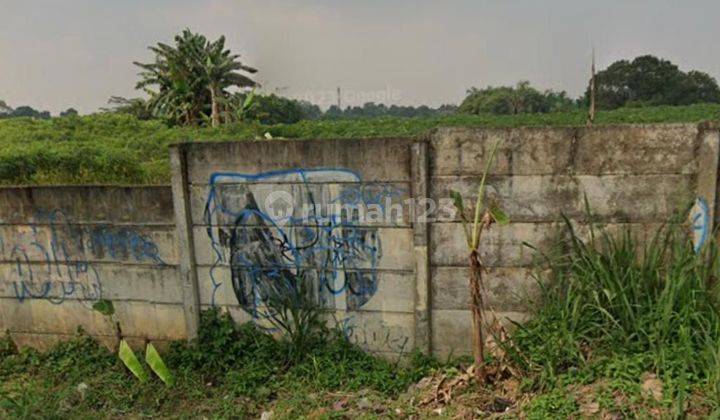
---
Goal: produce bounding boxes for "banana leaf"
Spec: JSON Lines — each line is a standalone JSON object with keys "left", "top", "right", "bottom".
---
{"left": 145, "top": 343, "right": 174, "bottom": 387}
{"left": 118, "top": 340, "right": 148, "bottom": 382}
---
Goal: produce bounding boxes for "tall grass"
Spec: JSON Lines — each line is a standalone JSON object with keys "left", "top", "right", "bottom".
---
{"left": 1, "top": 103, "right": 720, "bottom": 185}
{"left": 510, "top": 218, "right": 720, "bottom": 405}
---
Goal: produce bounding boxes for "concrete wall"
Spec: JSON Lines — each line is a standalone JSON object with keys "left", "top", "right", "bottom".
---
{"left": 174, "top": 138, "right": 420, "bottom": 357}
{"left": 428, "top": 124, "right": 718, "bottom": 358}
{"left": 0, "top": 186, "right": 184, "bottom": 349}
{"left": 169, "top": 123, "right": 718, "bottom": 359}
{"left": 0, "top": 123, "right": 717, "bottom": 358}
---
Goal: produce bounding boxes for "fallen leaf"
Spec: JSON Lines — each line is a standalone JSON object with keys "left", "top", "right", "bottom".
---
{"left": 580, "top": 401, "right": 600, "bottom": 415}
{"left": 641, "top": 373, "right": 663, "bottom": 402}
{"left": 501, "top": 378, "right": 520, "bottom": 398}
{"left": 332, "top": 398, "right": 347, "bottom": 411}
{"left": 76, "top": 382, "right": 88, "bottom": 400}
{"left": 357, "top": 397, "right": 372, "bottom": 410}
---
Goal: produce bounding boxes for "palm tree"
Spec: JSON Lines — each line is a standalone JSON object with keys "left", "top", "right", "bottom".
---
{"left": 201, "top": 35, "right": 258, "bottom": 127}
{"left": 134, "top": 29, "right": 257, "bottom": 126}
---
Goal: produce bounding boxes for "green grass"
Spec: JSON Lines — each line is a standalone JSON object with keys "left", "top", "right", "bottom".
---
{"left": 507, "top": 218, "right": 720, "bottom": 417}
{"left": 3, "top": 221, "right": 720, "bottom": 417}
{"left": 1, "top": 103, "right": 719, "bottom": 185}
{"left": 0, "top": 309, "right": 436, "bottom": 418}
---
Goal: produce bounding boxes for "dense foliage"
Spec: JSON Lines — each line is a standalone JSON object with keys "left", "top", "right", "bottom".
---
{"left": 584, "top": 55, "right": 720, "bottom": 109}
{"left": 134, "top": 29, "right": 258, "bottom": 126}
{"left": 509, "top": 220, "right": 720, "bottom": 414}
{"left": 459, "top": 81, "right": 576, "bottom": 115}
{"left": 0, "top": 309, "right": 435, "bottom": 418}
{"left": 231, "top": 92, "right": 321, "bottom": 124}
{"left": 0, "top": 100, "right": 51, "bottom": 119}
{"left": 324, "top": 102, "right": 456, "bottom": 119}
{"left": 0, "top": 103, "right": 719, "bottom": 185}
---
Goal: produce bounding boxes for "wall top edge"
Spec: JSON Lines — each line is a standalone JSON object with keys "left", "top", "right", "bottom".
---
{"left": 0, "top": 184, "right": 173, "bottom": 191}
{"left": 169, "top": 121, "right": 720, "bottom": 150}
{"left": 169, "top": 135, "right": 421, "bottom": 150}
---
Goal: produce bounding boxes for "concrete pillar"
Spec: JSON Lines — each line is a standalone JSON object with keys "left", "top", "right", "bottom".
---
{"left": 169, "top": 144, "right": 201, "bottom": 340}
{"left": 699, "top": 128, "right": 720, "bottom": 230}
{"left": 411, "top": 140, "right": 431, "bottom": 354}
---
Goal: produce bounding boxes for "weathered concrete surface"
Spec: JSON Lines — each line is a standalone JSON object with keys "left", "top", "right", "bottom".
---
{"left": 0, "top": 123, "right": 716, "bottom": 359}
{"left": 431, "top": 309, "right": 528, "bottom": 360}
{"left": 189, "top": 182, "right": 414, "bottom": 227}
{"left": 431, "top": 174, "right": 694, "bottom": 223}
{"left": 0, "top": 224, "right": 177, "bottom": 264}
{"left": 0, "top": 186, "right": 183, "bottom": 349}
{"left": 0, "top": 186, "right": 174, "bottom": 225}
{"left": 431, "top": 267, "right": 541, "bottom": 312}
{"left": 170, "top": 146, "right": 201, "bottom": 341}
{"left": 184, "top": 138, "right": 415, "bottom": 183}
{"left": 0, "top": 299, "right": 185, "bottom": 340}
{"left": 430, "top": 125, "right": 698, "bottom": 176}
{"left": 426, "top": 123, "right": 710, "bottom": 357}
{"left": 431, "top": 222, "right": 559, "bottom": 267}
{"left": 181, "top": 136, "right": 418, "bottom": 358}
{"left": 197, "top": 267, "right": 415, "bottom": 313}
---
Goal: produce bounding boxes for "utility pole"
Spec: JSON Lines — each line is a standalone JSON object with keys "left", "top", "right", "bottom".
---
{"left": 586, "top": 48, "right": 596, "bottom": 127}
{"left": 337, "top": 86, "right": 341, "bottom": 110}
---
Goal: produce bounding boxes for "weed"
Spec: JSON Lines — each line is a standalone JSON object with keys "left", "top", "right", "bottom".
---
{"left": 0, "top": 310, "right": 439, "bottom": 417}
{"left": 0, "top": 332, "right": 17, "bottom": 360}
{"left": 524, "top": 388, "right": 578, "bottom": 419}
{"left": 262, "top": 272, "right": 328, "bottom": 362}
{"left": 1, "top": 104, "right": 720, "bottom": 185}
{"left": 508, "top": 217, "right": 720, "bottom": 410}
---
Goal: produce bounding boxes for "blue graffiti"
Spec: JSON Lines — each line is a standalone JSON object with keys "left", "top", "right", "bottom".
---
{"left": 34, "top": 209, "right": 166, "bottom": 265}
{"left": 691, "top": 197, "right": 710, "bottom": 254}
{"left": 204, "top": 168, "right": 401, "bottom": 318}
{"left": 1, "top": 209, "right": 165, "bottom": 305}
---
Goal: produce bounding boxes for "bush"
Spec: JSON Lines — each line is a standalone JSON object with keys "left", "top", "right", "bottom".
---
{"left": 459, "top": 81, "right": 576, "bottom": 115}
{"left": 509, "top": 218, "right": 720, "bottom": 405}
{"left": 166, "top": 308, "right": 436, "bottom": 396}
{"left": 2, "top": 104, "right": 720, "bottom": 185}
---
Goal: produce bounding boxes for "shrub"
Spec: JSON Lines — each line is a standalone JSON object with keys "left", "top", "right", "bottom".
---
{"left": 509, "top": 218, "right": 720, "bottom": 405}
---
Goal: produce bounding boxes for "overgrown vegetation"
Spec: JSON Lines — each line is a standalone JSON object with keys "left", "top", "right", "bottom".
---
{"left": 583, "top": 55, "right": 720, "bottom": 109}
{"left": 459, "top": 81, "right": 576, "bottom": 115}
{"left": 507, "top": 219, "right": 720, "bottom": 417}
{"left": 3, "top": 220, "right": 720, "bottom": 417}
{"left": 1, "top": 103, "right": 720, "bottom": 185}
{"left": 134, "top": 29, "right": 258, "bottom": 127}
{"left": 0, "top": 309, "right": 436, "bottom": 418}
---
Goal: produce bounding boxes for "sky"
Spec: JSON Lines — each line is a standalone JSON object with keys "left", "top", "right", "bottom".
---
{"left": 1, "top": 0, "right": 720, "bottom": 114}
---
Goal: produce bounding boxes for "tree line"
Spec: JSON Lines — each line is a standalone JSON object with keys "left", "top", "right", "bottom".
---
{"left": 0, "top": 100, "right": 75, "bottom": 120}
{"left": 459, "top": 55, "right": 720, "bottom": 115}
{"left": 3, "top": 30, "right": 720, "bottom": 124}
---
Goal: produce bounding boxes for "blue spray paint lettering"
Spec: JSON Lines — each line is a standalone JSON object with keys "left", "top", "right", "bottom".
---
{"left": 203, "top": 168, "right": 402, "bottom": 319}
{"left": 1, "top": 209, "right": 166, "bottom": 305}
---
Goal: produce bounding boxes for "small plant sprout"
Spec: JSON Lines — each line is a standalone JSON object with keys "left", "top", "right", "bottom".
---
{"left": 93, "top": 299, "right": 173, "bottom": 386}
{"left": 449, "top": 140, "right": 509, "bottom": 383}
{"left": 119, "top": 340, "right": 149, "bottom": 383}
{"left": 146, "top": 343, "right": 175, "bottom": 386}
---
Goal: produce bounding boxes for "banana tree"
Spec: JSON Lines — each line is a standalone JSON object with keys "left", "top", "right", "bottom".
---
{"left": 449, "top": 140, "right": 508, "bottom": 383}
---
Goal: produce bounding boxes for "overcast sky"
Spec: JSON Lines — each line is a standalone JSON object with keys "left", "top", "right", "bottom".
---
{"left": 2, "top": 0, "right": 719, "bottom": 114}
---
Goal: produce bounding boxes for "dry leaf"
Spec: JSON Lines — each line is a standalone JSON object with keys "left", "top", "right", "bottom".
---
{"left": 332, "top": 398, "right": 347, "bottom": 411}
{"left": 641, "top": 373, "right": 663, "bottom": 402}
{"left": 580, "top": 401, "right": 600, "bottom": 415}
